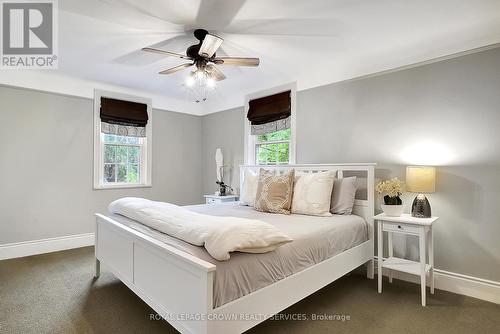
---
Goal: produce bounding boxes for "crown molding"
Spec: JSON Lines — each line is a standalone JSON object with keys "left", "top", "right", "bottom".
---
{"left": 0, "top": 70, "right": 205, "bottom": 115}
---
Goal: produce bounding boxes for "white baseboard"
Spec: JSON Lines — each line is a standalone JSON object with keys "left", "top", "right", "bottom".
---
{"left": 374, "top": 256, "right": 500, "bottom": 305}
{"left": 0, "top": 233, "right": 95, "bottom": 260}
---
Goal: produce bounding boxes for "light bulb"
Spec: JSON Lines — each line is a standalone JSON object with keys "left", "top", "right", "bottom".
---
{"left": 185, "top": 69, "right": 215, "bottom": 103}
{"left": 185, "top": 76, "right": 195, "bottom": 87}
{"left": 195, "top": 70, "right": 204, "bottom": 80}
{"left": 206, "top": 77, "right": 216, "bottom": 88}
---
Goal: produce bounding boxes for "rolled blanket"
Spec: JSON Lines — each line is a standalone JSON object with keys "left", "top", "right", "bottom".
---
{"left": 109, "top": 197, "right": 293, "bottom": 261}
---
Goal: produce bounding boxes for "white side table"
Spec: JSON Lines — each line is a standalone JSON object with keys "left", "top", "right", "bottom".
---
{"left": 204, "top": 195, "right": 238, "bottom": 204}
{"left": 374, "top": 213, "right": 439, "bottom": 306}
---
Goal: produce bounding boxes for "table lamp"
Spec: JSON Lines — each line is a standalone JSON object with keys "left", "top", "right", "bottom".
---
{"left": 406, "top": 166, "right": 436, "bottom": 218}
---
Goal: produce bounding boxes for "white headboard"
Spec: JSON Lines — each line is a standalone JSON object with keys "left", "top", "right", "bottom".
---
{"left": 239, "top": 163, "right": 376, "bottom": 242}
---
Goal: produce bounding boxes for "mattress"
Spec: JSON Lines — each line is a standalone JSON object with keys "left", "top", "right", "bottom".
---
{"left": 109, "top": 202, "right": 367, "bottom": 308}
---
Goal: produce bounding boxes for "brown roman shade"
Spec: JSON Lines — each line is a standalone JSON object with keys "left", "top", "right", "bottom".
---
{"left": 247, "top": 91, "right": 291, "bottom": 135}
{"left": 100, "top": 98, "right": 148, "bottom": 127}
{"left": 100, "top": 97, "right": 148, "bottom": 137}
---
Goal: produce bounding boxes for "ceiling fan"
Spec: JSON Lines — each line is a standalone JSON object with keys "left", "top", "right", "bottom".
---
{"left": 142, "top": 29, "right": 260, "bottom": 83}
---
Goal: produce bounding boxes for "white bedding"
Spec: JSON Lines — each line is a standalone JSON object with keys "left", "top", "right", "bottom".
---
{"left": 109, "top": 202, "right": 368, "bottom": 307}
{"left": 108, "top": 197, "right": 292, "bottom": 261}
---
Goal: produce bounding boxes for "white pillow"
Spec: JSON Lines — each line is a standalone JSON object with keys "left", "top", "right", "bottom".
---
{"left": 330, "top": 176, "right": 357, "bottom": 215}
{"left": 239, "top": 169, "right": 259, "bottom": 206}
{"left": 291, "top": 170, "right": 336, "bottom": 216}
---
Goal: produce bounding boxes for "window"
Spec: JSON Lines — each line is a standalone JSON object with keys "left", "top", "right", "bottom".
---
{"left": 255, "top": 128, "right": 291, "bottom": 165}
{"left": 93, "top": 90, "right": 152, "bottom": 189}
{"left": 244, "top": 83, "right": 296, "bottom": 165}
{"left": 102, "top": 134, "right": 143, "bottom": 184}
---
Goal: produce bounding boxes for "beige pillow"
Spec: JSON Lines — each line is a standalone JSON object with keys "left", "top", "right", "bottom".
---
{"left": 254, "top": 169, "right": 295, "bottom": 215}
{"left": 291, "top": 171, "right": 336, "bottom": 216}
{"left": 239, "top": 169, "right": 259, "bottom": 206}
{"left": 330, "top": 176, "right": 357, "bottom": 215}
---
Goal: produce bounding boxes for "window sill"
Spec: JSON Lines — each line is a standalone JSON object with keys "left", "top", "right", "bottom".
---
{"left": 93, "top": 183, "right": 152, "bottom": 190}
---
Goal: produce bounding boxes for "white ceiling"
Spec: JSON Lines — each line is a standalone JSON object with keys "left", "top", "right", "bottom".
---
{"left": 23, "top": 1, "right": 500, "bottom": 114}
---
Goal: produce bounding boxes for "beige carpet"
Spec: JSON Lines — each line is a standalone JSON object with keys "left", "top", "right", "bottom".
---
{"left": 0, "top": 247, "right": 499, "bottom": 334}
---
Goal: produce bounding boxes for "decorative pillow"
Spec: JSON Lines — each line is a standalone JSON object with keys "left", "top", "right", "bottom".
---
{"left": 291, "top": 171, "right": 336, "bottom": 216}
{"left": 239, "top": 169, "right": 259, "bottom": 206}
{"left": 330, "top": 176, "right": 357, "bottom": 215}
{"left": 254, "top": 169, "right": 295, "bottom": 215}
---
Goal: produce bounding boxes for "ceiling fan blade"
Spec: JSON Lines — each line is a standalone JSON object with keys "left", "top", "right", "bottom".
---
{"left": 206, "top": 64, "right": 226, "bottom": 81}
{"left": 102, "top": 0, "right": 195, "bottom": 26}
{"left": 159, "top": 63, "right": 193, "bottom": 75}
{"left": 195, "top": 0, "right": 247, "bottom": 31}
{"left": 213, "top": 57, "right": 260, "bottom": 67}
{"left": 198, "top": 34, "right": 223, "bottom": 58}
{"left": 113, "top": 34, "right": 192, "bottom": 65}
{"left": 223, "top": 19, "right": 340, "bottom": 37}
{"left": 142, "top": 47, "right": 192, "bottom": 60}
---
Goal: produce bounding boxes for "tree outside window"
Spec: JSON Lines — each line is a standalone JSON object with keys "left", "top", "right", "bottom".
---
{"left": 255, "top": 128, "right": 290, "bottom": 165}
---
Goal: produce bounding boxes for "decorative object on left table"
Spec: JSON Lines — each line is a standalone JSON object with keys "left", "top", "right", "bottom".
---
{"left": 215, "top": 148, "right": 233, "bottom": 196}
{"left": 376, "top": 177, "right": 405, "bottom": 216}
{"left": 216, "top": 181, "right": 233, "bottom": 196}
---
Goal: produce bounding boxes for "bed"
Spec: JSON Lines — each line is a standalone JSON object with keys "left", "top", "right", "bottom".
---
{"left": 94, "top": 164, "right": 375, "bottom": 334}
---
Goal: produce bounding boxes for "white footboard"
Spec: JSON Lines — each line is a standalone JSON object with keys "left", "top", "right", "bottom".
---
{"left": 95, "top": 214, "right": 215, "bottom": 334}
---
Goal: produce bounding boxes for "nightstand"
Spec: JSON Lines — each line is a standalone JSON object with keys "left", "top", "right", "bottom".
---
{"left": 203, "top": 195, "right": 238, "bottom": 204}
{"left": 374, "top": 213, "right": 439, "bottom": 306}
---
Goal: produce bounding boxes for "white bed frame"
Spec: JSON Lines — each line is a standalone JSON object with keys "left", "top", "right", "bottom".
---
{"left": 94, "top": 163, "right": 375, "bottom": 334}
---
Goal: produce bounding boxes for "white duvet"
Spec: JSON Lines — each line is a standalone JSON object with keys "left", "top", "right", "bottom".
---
{"left": 108, "top": 197, "right": 293, "bottom": 261}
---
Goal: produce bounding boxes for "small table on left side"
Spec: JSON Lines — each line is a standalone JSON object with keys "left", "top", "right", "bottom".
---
{"left": 204, "top": 195, "right": 238, "bottom": 204}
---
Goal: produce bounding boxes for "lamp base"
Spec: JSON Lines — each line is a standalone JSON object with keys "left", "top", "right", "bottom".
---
{"left": 411, "top": 194, "right": 432, "bottom": 218}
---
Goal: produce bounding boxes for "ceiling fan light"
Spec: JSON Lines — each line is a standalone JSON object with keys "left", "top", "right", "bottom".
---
{"left": 206, "top": 77, "right": 216, "bottom": 89}
{"left": 185, "top": 75, "right": 195, "bottom": 87}
{"left": 194, "top": 70, "right": 205, "bottom": 80}
{"left": 199, "top": 34, "right": 223, "bottom": 58}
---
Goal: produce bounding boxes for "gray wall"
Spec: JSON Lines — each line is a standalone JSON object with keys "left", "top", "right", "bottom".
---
{"left": 0, "top": 86, "right": 203, "bottom": 244}
{"left": 200, "top": 47, "right": 500, "bottom": 282}
{"left": 201, "top": 107, "right": 245, "bottom": 196}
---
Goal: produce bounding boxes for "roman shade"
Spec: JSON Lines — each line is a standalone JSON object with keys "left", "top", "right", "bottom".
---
{"left": 100, "top": 97, "right": 148, "bottom": 137}
{"left": 247, "top": 91, "right": 291, "bottom": 135}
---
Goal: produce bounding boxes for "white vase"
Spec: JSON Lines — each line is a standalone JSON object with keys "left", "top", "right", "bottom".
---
{"left": 381, "top": 204, "right": 405, "bottom": 217}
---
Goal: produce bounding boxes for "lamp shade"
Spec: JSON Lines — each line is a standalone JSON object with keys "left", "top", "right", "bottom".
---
{"left": 406, "top": 166, "right": 436, "bottom": 193}
{"left": 199, "top": 34, "right": 223, "bottom": 58}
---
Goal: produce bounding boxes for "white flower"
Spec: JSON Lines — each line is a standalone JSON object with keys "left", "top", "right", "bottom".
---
{"left": 376, "top": 178, "right": 405, "bottom": 198}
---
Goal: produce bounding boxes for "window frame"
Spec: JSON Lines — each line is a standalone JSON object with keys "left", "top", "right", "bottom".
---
{"left": 93, "top": 90, "right": 152, "bottom": 189}
{"left": 244, "top": 83, "right": 297, "bottom": 165}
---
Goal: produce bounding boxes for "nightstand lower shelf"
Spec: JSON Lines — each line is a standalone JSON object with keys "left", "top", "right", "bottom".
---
{"left": 382, "top": 257, "right": 431, "bottom": 276}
